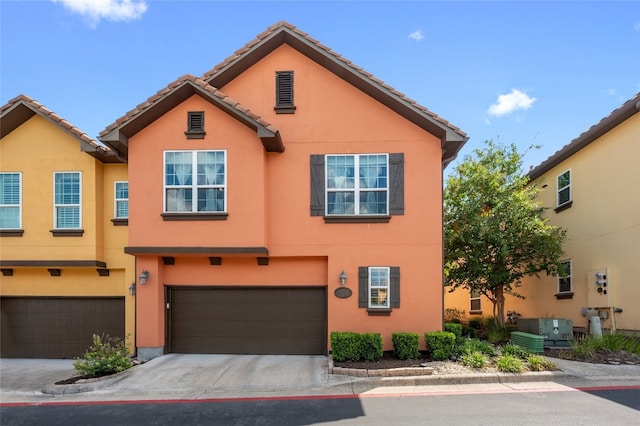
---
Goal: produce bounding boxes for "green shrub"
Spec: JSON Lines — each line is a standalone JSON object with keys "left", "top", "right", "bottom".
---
{"left": 444, "top": 308, "right": 466, "bottom": 323}
{"left": 527, "top": 355, "right": 557, "bottom": 371}
{"left": 459, "top": 338, "right": 496, "bottom": 357}
{"left": 330, "top": 331, "right": 383, "bottom": 362}
{"left": 502, "top": 343, "right": 530, "bottom": 359}
{"left": 570, "top": 333, "right": 640, "bottom": 358}
{"left": 330, "top": 332, "right": 360, "bottom": 362}
{"left": 486, "top": 318, "right": 510, "bottom": 343}
{"left": 461, "top": 351, "right": 487, "bottom": 368}
{"left": 444, "top": 323, "right": 463, "bottom": 338}
{"left": 73, "top": 334, "right": 132, "bottom": 378}
{"left": 361, "top": 333, "right": 383, "bottom": 361}
{"left": 425, "top": 331, "right": 456, "bottom": 361}
{"left": 392, "top": 333, "right": 421, "bottom": 360}
{"left": 496, "top": 354, "right": 524, "bottom": 373}
{"left": 467, "top": 318, "right": 483, "bottom": 330}
{"left": 569, "top": 334, "right": 600, "bottom": 358}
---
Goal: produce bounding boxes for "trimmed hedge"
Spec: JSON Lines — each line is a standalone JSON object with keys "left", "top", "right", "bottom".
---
{"left": 392, "top": 332, "right": 420, "bottom": 360}
{"left": 330, "top": 331, "right": 383, "bottom": 362}
{"left": 425, "top": 331, "right": 456, "bottom": 361}
{"left": 444, "top": 323, "right": 463, "bottom": 338}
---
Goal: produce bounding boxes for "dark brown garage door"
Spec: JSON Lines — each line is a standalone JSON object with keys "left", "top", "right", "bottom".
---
{"left": 168, "top": 287, "right": 326, "bottom": 355}
{"left": 0, "top": 297, "right": 125, "bottom": 359}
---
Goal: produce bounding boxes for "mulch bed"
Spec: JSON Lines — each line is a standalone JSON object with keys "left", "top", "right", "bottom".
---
{"left": 544, "top": 348, "right": 640, "bottom": 365}
{"left": 333, "top": 348, "right": 640, "bottom": 371}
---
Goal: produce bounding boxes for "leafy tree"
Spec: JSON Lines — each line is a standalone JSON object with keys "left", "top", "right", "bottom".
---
{"left": 444, "top": 140, "right": 566, "bottom": 327}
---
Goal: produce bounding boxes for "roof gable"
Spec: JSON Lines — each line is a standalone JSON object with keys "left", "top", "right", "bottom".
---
{"left": 202, "top": 21, "right": 468, "bottom": 166}
{"left": 99, "top": 75, "right": 283, "bottom": 159}
{"left": 529, "top": 93, "right": 640, "bottom": 180}
{"left": 0, "top": 94, "right": 119, "bottom": 163}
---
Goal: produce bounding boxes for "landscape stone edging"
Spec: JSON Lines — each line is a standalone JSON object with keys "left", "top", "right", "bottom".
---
{"left": 328, "top": 357, "right": 434, "bottom": 377}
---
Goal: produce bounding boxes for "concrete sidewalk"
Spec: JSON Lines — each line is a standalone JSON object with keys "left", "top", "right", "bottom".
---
{"left": 1, "top": 355, "right": 640, "bottom": 404}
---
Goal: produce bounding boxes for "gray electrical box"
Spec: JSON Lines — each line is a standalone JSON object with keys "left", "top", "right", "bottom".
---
{"left": 516, "top": 318, "right": 573, "bottom": 347}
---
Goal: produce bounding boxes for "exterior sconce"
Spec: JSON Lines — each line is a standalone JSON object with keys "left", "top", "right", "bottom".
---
{"left": 129, "top": 283, "right": 136, "bottom": 296}
{"left": 139, "top": 270, "right": 149, "bottom": 285}
{"left": 340, "top": 271, "right": 347, "bottom": 286}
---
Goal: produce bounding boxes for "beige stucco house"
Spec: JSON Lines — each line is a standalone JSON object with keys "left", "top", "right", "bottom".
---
{"left": 445, "top": 93, "right": 640, "bottom": 335}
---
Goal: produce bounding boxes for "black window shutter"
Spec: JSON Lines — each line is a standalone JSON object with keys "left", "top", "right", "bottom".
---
{"left": 310, "top": 155, "right": 325, "bottom": 216}
{"left": 389, "top": 153, "right": 404, "bottom": 215}
{"left": 276, "top": 71, "right": 294, "bottom": 107}
{"left": 390, "top": 266, "right": 400, "bottom": 308}
{"left": 358, "top": 267, "right": 368, "bottom": 308}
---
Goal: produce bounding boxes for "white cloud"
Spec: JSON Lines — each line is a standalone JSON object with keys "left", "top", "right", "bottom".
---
{"left": 488, "top": 89, "right": 537, "bottom": 117}
{"left": 408, "top": 30, "right": 424, "bottom": 41}
{"left": 634, "top": 21, "right": 640, "bottom": 31}
{"left": 52, "top": 0, "right": 147, "bottom": 25}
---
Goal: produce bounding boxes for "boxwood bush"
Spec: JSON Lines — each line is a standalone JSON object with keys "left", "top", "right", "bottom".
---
{"left": 392, "top": 332, "right": 420, "bottom": 360}
{"left": 330, "top": 331, "right": 383, "bottom": 362}
{"left": 444, "top": 323, "right": 463, "bottom": 338}
{"left": 425, "top": 331, "right": 456, "bottom": 361}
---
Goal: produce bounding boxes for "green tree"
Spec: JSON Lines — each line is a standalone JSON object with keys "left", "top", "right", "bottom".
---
{"left": 444, "top": 140, "right": 566, "bottom": 327}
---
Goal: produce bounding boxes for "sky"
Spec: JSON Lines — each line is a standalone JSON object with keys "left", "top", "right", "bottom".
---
{"left": 2, "top": 0, "right": 639, "bottom": 174}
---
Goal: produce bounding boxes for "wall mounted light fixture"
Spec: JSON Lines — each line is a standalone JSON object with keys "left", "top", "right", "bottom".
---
{"left": 340, "top": 271, "right": 347, "bottom": 286}
{"left": 129, "top": 283, "right": 136, "bottom": 296}
{"left": 139, "top": 270, "right": 149, "bottom": 285}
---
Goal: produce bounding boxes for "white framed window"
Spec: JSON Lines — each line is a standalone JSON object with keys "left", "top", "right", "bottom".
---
{"left": 557, "top": 170, "right": 571, "bottom": 207}
{"left": 114, "top": 181, "right": 128, "bottom": 218}
{"left": 368, "top": 266, "right": 390, "bottom": 308}
{"left": 54, "top": 172, "right": 81, "bottom": 229}
{"left": 325, "top": 154, "right": 388, "bottom": 215}
{"left": 164, "top": 150, "right": 226, "bottom": 213}
{"left": 558, "top": 260, "right": 572, "bottom": 293}
{"left": 0, "top": 172, "right": 22, "bottom": 229}
{"left": 470, "top": 289, "right": 482, "bottom": 312}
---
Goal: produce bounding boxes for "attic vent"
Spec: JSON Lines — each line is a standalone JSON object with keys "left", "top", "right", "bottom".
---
{"left": 275, "top": 71, "right": 296, "bottom": 114}
{"left": 185, "top": 111, "right": 206, "bottom": 139}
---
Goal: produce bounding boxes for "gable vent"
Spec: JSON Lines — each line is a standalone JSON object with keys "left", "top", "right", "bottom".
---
{"left": 185, "top": 111, "right": 206, "bottom": 139}
{"left": 275, "top": 71, "right": 296, "bottom": 114}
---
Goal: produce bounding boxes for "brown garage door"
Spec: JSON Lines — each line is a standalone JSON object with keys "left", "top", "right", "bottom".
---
{"left": 168, "top": 287, "right": 326, "bottom": 355}
{"left": 0, "top": 297, "right": 125, "bottom": 359}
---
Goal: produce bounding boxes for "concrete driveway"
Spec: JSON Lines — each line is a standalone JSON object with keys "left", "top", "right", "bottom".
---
{"left": 1, "top": 354, "right": 353, "bottom": 401}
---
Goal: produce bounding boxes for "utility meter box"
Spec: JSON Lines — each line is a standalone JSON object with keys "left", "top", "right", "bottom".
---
{"left": 516, "top": 318, "right": 573, "bottom": 347}
{"left": 587, "top": 268, "right": 613, "bottom": 308}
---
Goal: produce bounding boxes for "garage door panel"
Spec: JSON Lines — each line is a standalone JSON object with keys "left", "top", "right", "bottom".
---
{"left": 169, "top": 287, "right": 326, "bottom": 355}
{"left": 0, "top": 297, "right": 125, "bottom": 359}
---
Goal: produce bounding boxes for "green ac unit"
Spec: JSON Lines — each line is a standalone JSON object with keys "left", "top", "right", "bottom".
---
{"left": 516, "top": 318, "right": 573, "bottom": 347}
{"left": 510, "top": 331, "right": 544, "bottom": 353}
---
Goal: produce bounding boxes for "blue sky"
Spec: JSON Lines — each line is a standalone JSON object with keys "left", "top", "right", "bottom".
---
{"left": 2, "top": 1, "right": 639, "bottom": 172}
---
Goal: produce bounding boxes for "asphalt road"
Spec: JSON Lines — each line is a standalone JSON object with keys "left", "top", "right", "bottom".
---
{"left": 2, "top": 386, "right": 638, "bottom": 425}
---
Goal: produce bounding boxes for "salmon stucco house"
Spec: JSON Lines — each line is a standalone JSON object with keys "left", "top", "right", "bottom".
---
{"left": 100, "top": 22, "right": 467, "bottom": 360}
{"left": 0, "top": 95, "right": 134, "bottom": 358}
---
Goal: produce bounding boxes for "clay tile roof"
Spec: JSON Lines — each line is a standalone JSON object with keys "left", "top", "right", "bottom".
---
{"left": 99, "top": 74, "right": 283, "bottom": 154}
{"left": 1, "top": 94, "right": 119, "bottom": 163}
{"left": 529, "top": 92, "right": 640, "bottom": 180}
{"left": 201, "top": 21, "right": 467, "bottom": 165}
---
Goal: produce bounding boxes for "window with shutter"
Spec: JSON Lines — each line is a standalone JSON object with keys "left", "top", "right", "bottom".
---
{"left": 310, "top": 153, "right": 403, "bottom": 222}
{"left": 185, "top": 111, "right": 205, "bottom": 139}
{"left": 275, "top": 71, "right": 296, "bottom": 114}
{"left": 358, "top": 266, "right": 400, "bottom": 315}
